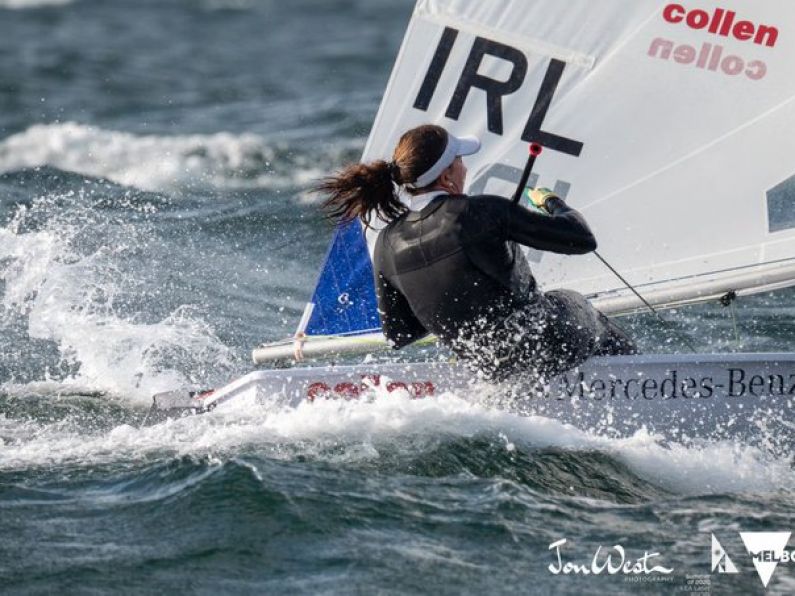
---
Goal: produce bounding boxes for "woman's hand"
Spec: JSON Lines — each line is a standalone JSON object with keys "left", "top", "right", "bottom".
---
{"left": 527, "top": 187, "right": 559, "bottom": 212}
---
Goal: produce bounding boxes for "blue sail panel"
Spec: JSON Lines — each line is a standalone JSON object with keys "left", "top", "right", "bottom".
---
{"left": 304, "top": 221, "right": 381, "bottom": 336}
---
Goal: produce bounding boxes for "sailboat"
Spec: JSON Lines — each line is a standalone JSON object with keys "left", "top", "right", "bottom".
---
{"left": 151, "top": 0, "right": 795, "bottom": 442}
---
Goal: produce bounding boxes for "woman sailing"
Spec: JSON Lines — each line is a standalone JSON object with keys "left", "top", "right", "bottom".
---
{"left": 317, "top": 124, "right": 637, "bottom": 380}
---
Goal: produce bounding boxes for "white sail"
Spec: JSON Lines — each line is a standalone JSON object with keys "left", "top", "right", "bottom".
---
{"left": 255, "top": 0, "right": 795, "bottom": 362}
{"left": 360, "top": 0, "right": 795, "bottom": 313}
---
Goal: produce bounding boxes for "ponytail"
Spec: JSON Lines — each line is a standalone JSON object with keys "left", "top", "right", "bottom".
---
{"left": 317, "top": 160, "right": 405, "bottom": 226}
{"left": 317, "top": 124, "right": 447, "bottom": 225}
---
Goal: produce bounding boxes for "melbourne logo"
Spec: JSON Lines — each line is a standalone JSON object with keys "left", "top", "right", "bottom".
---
{"left": 710, "top": 531, "right": 794, "bottom": 588}
{"left": 740, "top": 532, "right": 793, "bottom": 588}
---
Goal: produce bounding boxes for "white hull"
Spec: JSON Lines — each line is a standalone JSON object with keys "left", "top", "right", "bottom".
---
{"left": 151, "top": 353, "right": 795, "bottom": 444}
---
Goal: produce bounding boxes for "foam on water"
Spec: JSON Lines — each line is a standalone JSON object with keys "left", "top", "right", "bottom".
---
{"left": 2, "top": 188, "right": 791, "bottom": 494}
{"left": 1, "top": 387, "right": 791, "bottom": 498}
{"left": 0, "top": 123, "right": 295, "bottom": 192}
{"left": 0, "top": 190, "right": 238, "bottom": 402}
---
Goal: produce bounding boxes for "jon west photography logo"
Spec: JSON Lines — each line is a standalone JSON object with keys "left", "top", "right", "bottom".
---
{"left": 548, "top": 538, "right": 673, "bottom": 576}
{"left": 712, "top": 532, "right": 794, "bottom": 588}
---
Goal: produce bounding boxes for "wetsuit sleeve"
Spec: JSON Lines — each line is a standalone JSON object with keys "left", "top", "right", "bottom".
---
{"left": 375, "top": 272, "right": 429, "bottom": 349}
{"left": 502, "top": 196, "right": 597, "bottom": 254}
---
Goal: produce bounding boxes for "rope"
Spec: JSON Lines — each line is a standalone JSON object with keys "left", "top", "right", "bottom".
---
{"left": 720, "top": 290, "right": 741, "bottom": 344}
{"left": 593, "top": 251, "right": 699, "bottom": 353}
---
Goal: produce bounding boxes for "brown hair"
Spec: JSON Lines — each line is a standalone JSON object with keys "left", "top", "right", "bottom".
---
{"left": 317, "top": 124, "right": 448, "bottom": 226}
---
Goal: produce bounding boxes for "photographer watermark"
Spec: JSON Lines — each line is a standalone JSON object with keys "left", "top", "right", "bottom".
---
{"left": 548, "top": 538, "right": 674, "bottom": 576}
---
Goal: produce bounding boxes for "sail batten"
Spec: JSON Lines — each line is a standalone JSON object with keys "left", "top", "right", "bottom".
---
{"left": 414, "top": 10, "right": 597, "bottom": 70}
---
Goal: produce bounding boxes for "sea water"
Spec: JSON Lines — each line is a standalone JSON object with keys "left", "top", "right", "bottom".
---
{"left": 1, "top": 1, "right": 793, "bottom": 594}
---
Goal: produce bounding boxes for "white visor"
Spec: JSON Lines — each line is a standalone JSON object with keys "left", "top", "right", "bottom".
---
{"left": 408, "top": 132, "right": 481, "bottom": 188}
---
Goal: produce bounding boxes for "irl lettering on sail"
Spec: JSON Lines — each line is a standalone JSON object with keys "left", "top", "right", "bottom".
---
{"left": 413, "top": 27, "right": 584, "bottom": 157}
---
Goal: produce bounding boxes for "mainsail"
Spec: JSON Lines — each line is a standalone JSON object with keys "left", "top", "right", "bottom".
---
{"left": 263, "top": 0, "right": 795, "bottom": 361}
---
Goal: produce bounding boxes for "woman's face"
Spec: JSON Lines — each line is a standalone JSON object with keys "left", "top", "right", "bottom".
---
{"left": 441, "top": 156, "right": 467, "bottom": 194}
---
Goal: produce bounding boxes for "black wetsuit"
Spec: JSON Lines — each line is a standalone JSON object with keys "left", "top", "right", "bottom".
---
{"left": 373, "top": 193, "right": 637, "bottom": 380}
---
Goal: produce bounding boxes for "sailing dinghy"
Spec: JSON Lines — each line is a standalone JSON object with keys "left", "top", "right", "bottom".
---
{"left": 151, "top": 0, "right": 795, "bottom": 443}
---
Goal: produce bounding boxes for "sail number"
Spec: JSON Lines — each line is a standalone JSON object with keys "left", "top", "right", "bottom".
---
{"left": 413, "top": 27, "right": 584, "bottom": 157}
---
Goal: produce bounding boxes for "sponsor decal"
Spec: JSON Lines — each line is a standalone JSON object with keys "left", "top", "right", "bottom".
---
{"left": 306, "top": 367, "right": 794, "bottom": 404}
{"left": 647, "top": 39, "right": 766, "bottom": 80}
{"left": 306, "top": 374, "right": 435, "bottom": 401}
{"left": 649, "top": 4, "right": 779, "bottom": 80}
{"left": 553, "top": 368, "right": 795, "bottom": 402}
{"left": 194, "top": 389, "right": 216, "bottom": 401}
{"left": 547, "top": 538, "right": 674, "bottom": 576}
{"left": 662, "top": 4, "right": 778, "bottom": 47}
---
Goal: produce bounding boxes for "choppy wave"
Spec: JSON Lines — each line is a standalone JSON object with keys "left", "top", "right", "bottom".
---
{"left": 0, "top": 182, "right": 240, "bottom": 400}
{"left": 0, "top": 122, "right": 302, "bottom": 192}
{"left": 1, "top": 388, "right": 791, "bottom": 499}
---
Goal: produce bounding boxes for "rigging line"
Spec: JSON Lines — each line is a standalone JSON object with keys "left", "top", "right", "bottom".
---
{"left": 590, "top": 255, "right": 795, "bottom": 297}
{"left": 592, "top": 250, "right": 698, "bottom": 352}
{"left": 720, "top": 291, "right": 741, "bottom": 345}
{"left": 513, "top": 141, "right": 699, "bottom": 352}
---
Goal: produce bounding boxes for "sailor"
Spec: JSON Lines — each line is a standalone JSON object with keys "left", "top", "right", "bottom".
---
{"left": 317, "top": 124, "right": 637, "bottom": 380}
